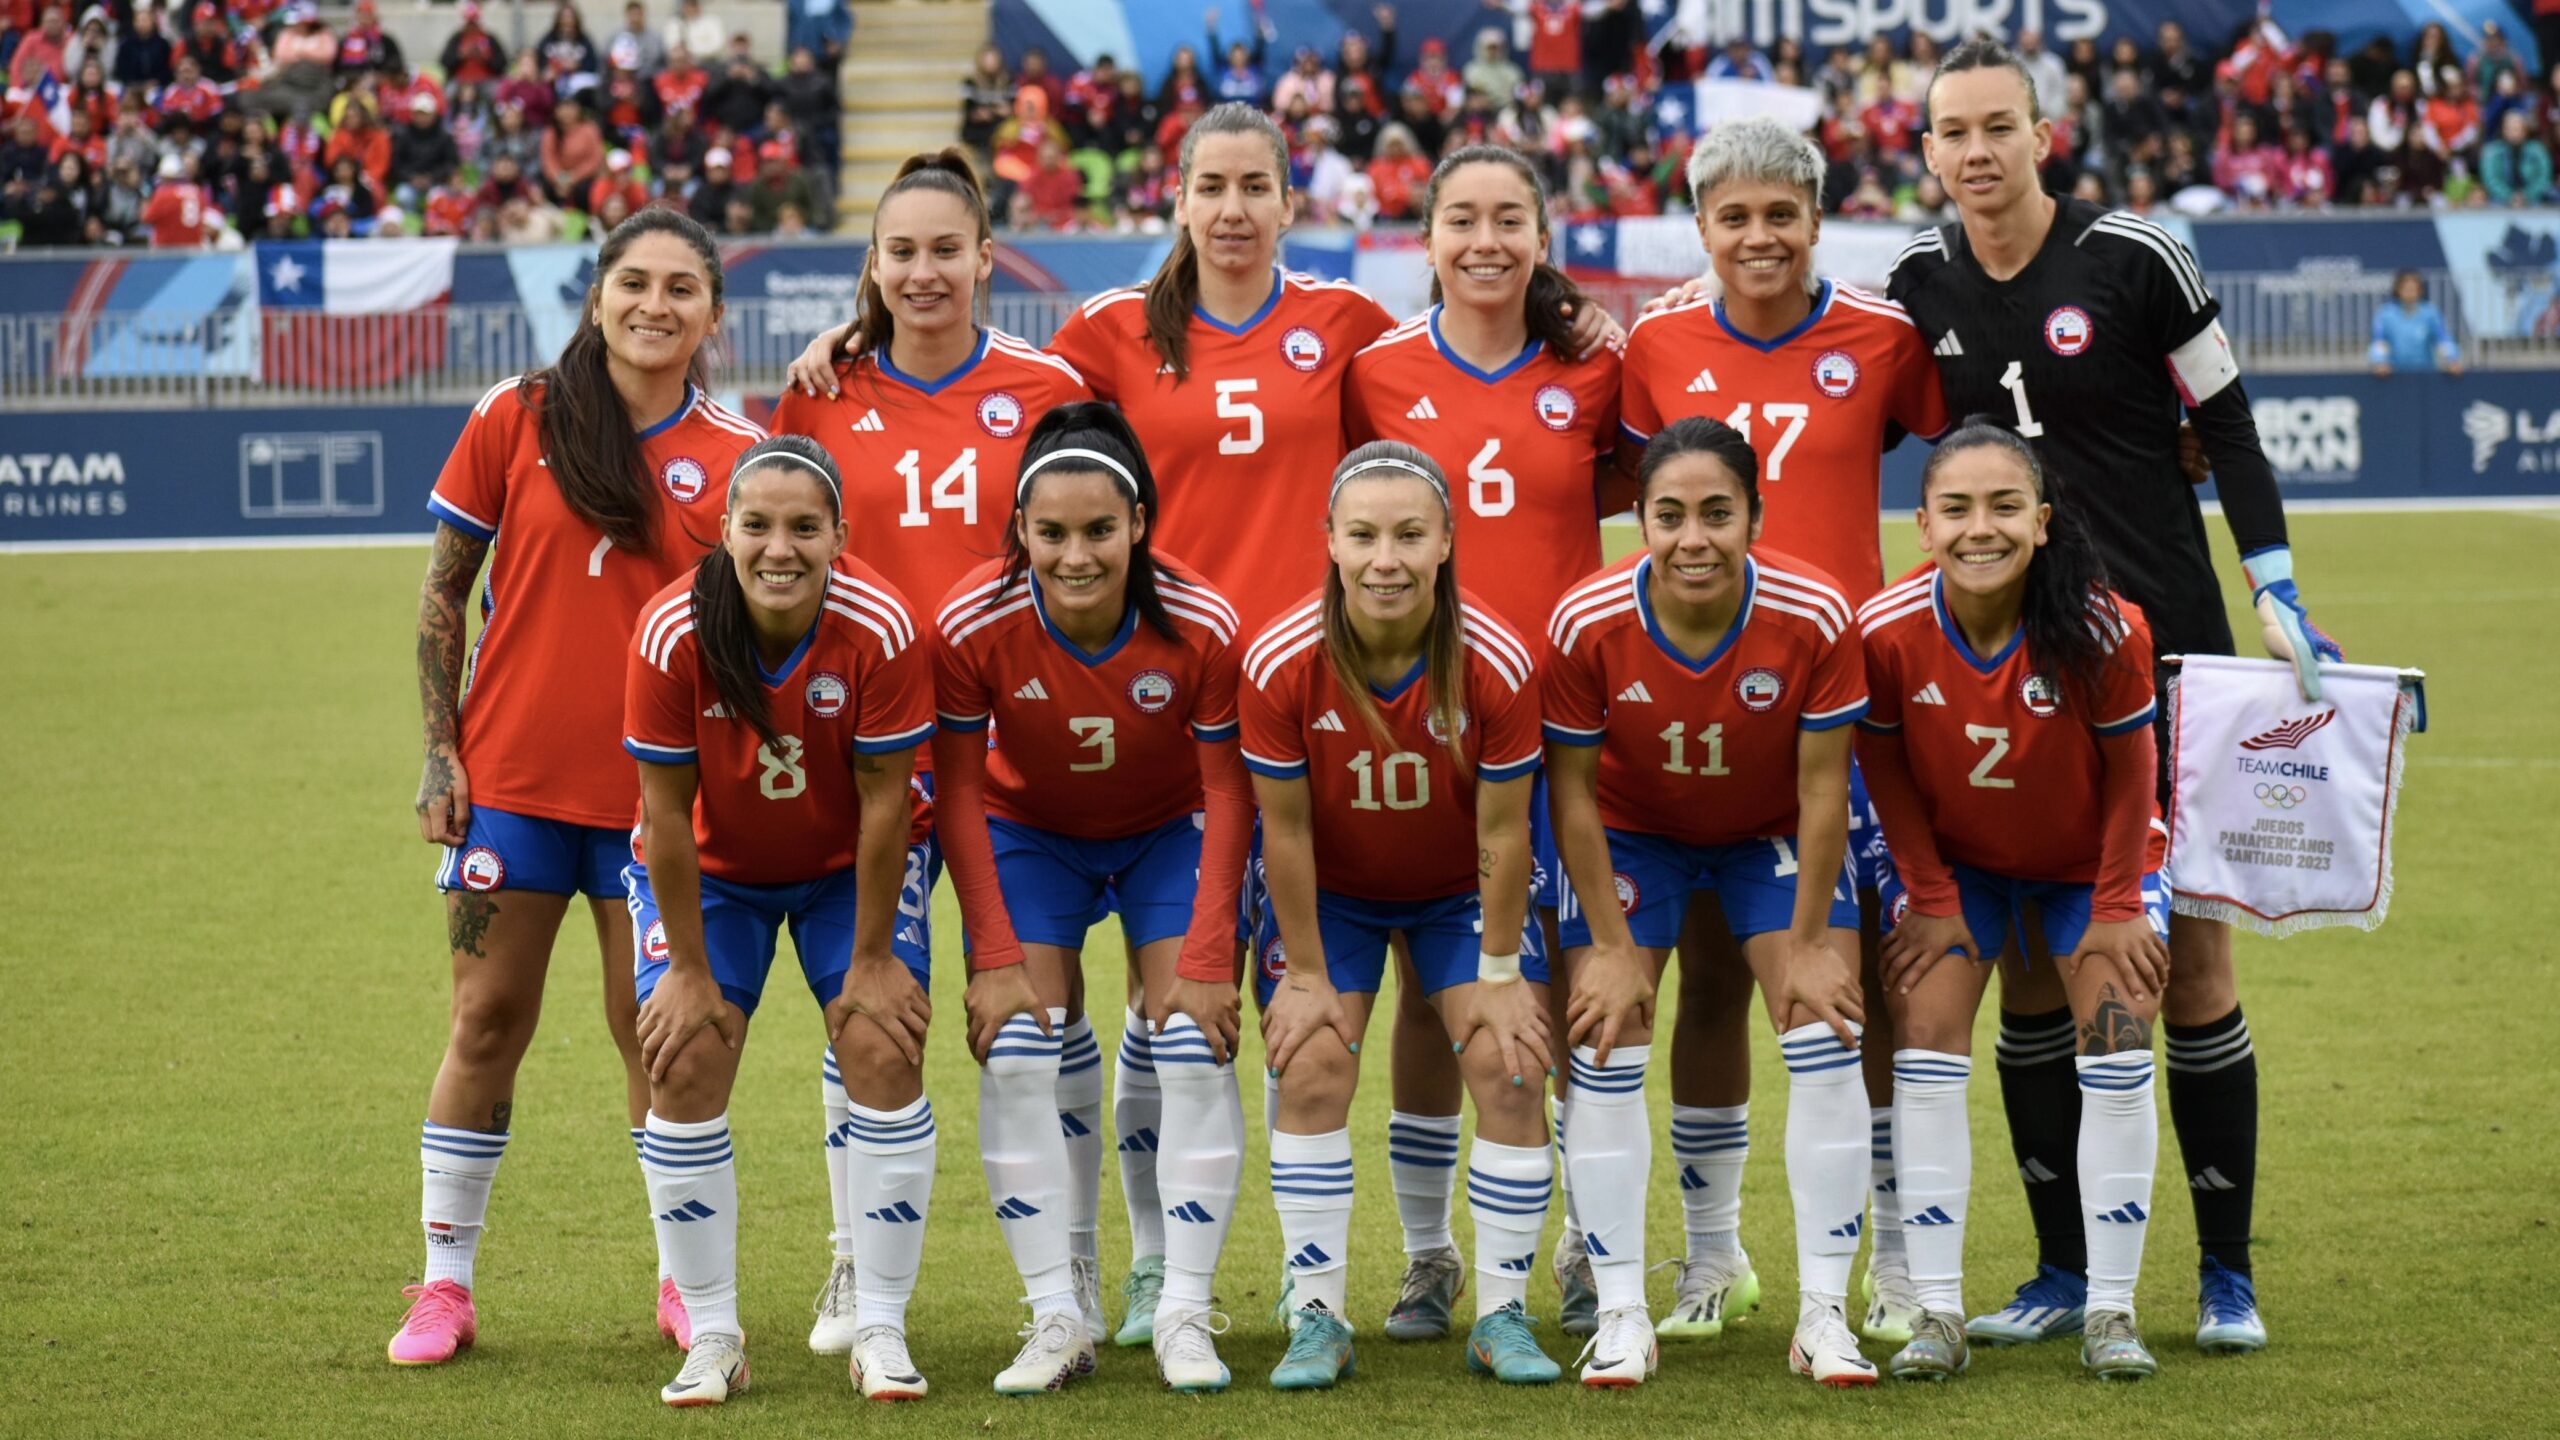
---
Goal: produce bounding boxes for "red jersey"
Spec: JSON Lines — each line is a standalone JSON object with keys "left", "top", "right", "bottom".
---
{"left": 1529, "top": 1, "right": 1582, "bottom": 72}
{"left": 1619, "top": 280, "right": 1946, "bottom": 605}
{"left": 141, "top": 181, "right": 210, "bottom": 247}
{"left": 933, "top": 554, "right": 1241, "bottom": 838}
{"left": 624, "top": 564, "right": 935, "bottom": 885}
{"left": 429, "top": 378, "right": 765, "bottom": 827}
{"left": 1856, "top": 568, "right": 2161, "bottom": 885}
{"left": 653, "top": 66, "right": 708, "bottom": 120}
{"left": 770, "top": 327, "right": 1090, "bottom": 632}
{"left": 1543, "top": 550, "right": 1867, "bottom": 845}
{"left": 1046, "top": 268, "right": 1397, "bottom": 630}
{"left": 1343, "top": 308, "right": 1621, "bottom": 639}
{"left": 1239, "top": 590, "right": 1543, "bottom": 902}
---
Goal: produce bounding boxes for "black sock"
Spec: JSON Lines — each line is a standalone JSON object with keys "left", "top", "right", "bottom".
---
{"left": 2166, "top": 1007, "right": 2258, "bottom": 1276}
{"left": 1995, "top": 1006, "right": 2086, "bottom": 1277}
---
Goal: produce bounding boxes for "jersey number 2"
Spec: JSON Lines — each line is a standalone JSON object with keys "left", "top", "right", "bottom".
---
{"left": 1965, "top": 724, "right": 2015, "bottom": 789}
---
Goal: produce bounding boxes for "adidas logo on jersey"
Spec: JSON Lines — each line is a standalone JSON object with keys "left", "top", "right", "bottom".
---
{"left": 1312, "top": 710, "right": 1346, "bottom": 733}
{"left": 1910, "top": 682, "right": 1947, "bottom": 706}
{"left": 1616, "top": 681, "right": 1655, "bottom": 703}
{"left": 851, "top": 409, "right": 885, "bottom": 433}
{"left": 1686, "top": 368, "right": 1717, "bottom": 393}
{"left": 702, "top": 702, "right": 730, "bottom": 718}
{"left": 1014, "top": 678, "right": 1050, "bottom": 701}
{"left": 1407, "top": 396, "right": 1439, "bottom": 420}
{"left": 1933, "top": 332, "right": 1964, "bottom": 357}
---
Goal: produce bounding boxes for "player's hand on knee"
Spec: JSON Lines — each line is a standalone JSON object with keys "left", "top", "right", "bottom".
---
{"left": 638, "top": 967, "right": 739, "bottom": 1082}
{"left": 1261, "top": 971, "right": 1351, "bottom": 1075}
{"left": 416, "top": 745, "right": 470, "bottom": 845}
{"left": 2066, "top": 919, "right": 2170, "bottom": 1003}
{"left": 1564, "top": 940, "right": 1655, "bottom": 1065}
{"left": 1460, "top": 978, "right": 1551, "bottom": 1086}
{"left": 828, "top": 959, "right": 931, "bottom": 1066}
{"left": 963, "top": 964, "right": 1050, "bottom": 1064}
{"left": 1153, "top": 977, "right": 1242, "bottom": 1065}
{"left": 1879, "top": 911, "right": 1975, "bottom": 994}
{"left": 1780, "top": 933, "right": 1865, "bottom": 1046}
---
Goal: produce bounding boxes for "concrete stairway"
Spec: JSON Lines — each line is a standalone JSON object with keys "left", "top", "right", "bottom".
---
{"left": 837, "top": 0, "right": 991, "bottom": 230}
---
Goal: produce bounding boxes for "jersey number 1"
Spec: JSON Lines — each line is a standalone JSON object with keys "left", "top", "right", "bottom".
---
{"left": 1997, "top": 362, "right": 2045, "bottom": 439}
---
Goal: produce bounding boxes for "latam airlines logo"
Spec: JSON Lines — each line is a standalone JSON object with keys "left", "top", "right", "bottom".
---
{"left": 2463, "top": 402, "right": 2560, "bottom": 473}
{"left": 2240, "top": 709, "right": 2336, "bottom": 751}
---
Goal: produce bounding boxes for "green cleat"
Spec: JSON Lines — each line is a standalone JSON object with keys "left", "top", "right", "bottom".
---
{"left": 1889, "top": 1311, "right": 1971, "bottom": 1381}
{"left": 1113, "top": 1255, "right": 1163, "bottom": 1348}
{"left": 1655, "top": 1249, "right": 1760, "bottom": 1339}
{"left": 1269, "top": 1302, "right": 1356, "bottom": 1390}
{"left": 2083, "top": 1309, "right": 2159, "bottom": 1381}
{"left": 1465, "top": 1301, "right": 1562, "bottom": 1384}
{"left": 1384, "top": 1247, "right": 1466, "bottom": 1341}
{"left": 1861, "top": 1255, "right": 1923, "bottom": 1345}
{"left": 1551, "top": 1230, "right": 1598, "bottom": 1337}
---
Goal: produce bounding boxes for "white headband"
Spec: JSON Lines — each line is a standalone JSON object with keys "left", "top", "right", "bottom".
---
{"left": 738, "top": 449, "right": 840, "bottom": 504}
{"left": 1329, "top": 454, "right": 1450, "bottom": 507}
{"left": 1016, "top": 446, "right": 1139, "bottom": 505}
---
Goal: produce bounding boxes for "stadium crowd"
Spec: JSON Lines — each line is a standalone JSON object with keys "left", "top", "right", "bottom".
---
{"left": 1, "top": 0, "right": 2554, "bottom": 247}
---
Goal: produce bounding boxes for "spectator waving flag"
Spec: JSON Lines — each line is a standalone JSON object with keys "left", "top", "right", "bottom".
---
{"left": 254, "top": 238, "right": 456, "bottom": 387}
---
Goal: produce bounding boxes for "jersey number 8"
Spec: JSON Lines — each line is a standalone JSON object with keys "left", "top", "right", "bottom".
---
{"left": 757, "top": 736, "right": 808, "bottom": 800}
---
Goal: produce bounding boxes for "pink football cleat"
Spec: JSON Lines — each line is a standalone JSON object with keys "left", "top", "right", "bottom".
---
{"left": 387, "top": 1280, "right": 478, "bottom": 1366}
{"left": 657, "top": 1278, "right": 694, "bottom": 1350}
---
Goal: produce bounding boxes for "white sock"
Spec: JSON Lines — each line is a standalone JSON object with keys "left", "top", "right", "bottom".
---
{"left": 982, "top": 1009, "right": 1076, "bottom": 1318}
{"left": 640, "top": 1112, "right": 739, "bottom": 1337}
{"left": 1867, "top": 1106, "right": 1905, "bottom": 1270}
{"left": 1466, "top": 1136, "right": 1552, "bottom": 1315}
{"left": 1780, "top": 1022, "right": 1869, "bottom": 1306}
{"left": 1892, "top": 1049, "right": 1974, "bottom": 1316}
{"left": 1057, "top": 1014, "right": 1105, "bottom": 1268}
{"left": 1552, "top": 1092, "right": 1583, "bottom": 1240}
{"left": 628, "top": 1127, "right": 669, "bottom": 1281}
{"left": 1112, "top": 1009, "right": 1165, "bottom": 1263}
{"left": 1387, "top": 1110, "right": 1462, "bottom": 1255}
{"left": 1153, "top": 1013, "right": 1244, "bottom": 1311}
{"left": 419, "top": 1120, "right": 506, "bottom": 1288}
{"left": 1270, "top": 1126, "right": 1353, "bottom": 1315}
{"left": 822, "top": 1048, "right": 855, "bottom": 1261}
{"left": 1263, "top": 1066, "right": 1281, "bottom": 1137}
{"left": 1670, "top": 1102, "right": 1748, "bottom": 1261}
{"left": 2077, "top": 1051, "right": 2159, "bottom": 1317}
{"left": 847, "top": 1094, "right": 936, "bottom": 1330}
{"left": 1565, "top": 1044, "right": 1650, "bottom": 1311}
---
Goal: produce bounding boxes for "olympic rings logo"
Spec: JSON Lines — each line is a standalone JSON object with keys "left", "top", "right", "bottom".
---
{"left": 2253, "top": 783, "right": 2308, "bottom": 809}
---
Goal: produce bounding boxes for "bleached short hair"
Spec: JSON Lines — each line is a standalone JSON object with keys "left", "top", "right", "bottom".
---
{"left": 1684, "top": 117, "right": 1825, "bottom": 213}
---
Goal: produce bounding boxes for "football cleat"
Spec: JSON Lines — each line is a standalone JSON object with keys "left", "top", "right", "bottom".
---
{"left": 1072, "top": 1255, "right": 1107, "bottom": 1344}
{"left": 1889, "top": 1311, "right": 1972, "bottom": 1381}
{"left": 1966, "top": 1263, "right": 2087, "bottom": 1346}
{"left": 1465, "top": 1301, "right": 1561, "bottom": 1384}
{"left": 1656, "top": 1249, "right": 1760, "bottom": 1339}
{"left": 1384, "top": 1247, "right": 1466, "bottom": 1341}
{"left": 2195, "top": 1258, "right": 2269, "bottom": 1354}
{"left": 850, "top": 1324, "right": 929, "bottom": 1401}
{"left": 1113, "top": 1254, "right": 1163, "bottom": 1347}
{"left": 386, "top": 1280, "right": 477, "bottom": 1366}
{"left": 1269, "top": 1302, "right": 1356, "bottom": 1390}
{"left": 993, "top": 1310, "right": 1096, "bottom": 1395}
{"left": 1153, "top": 1306, "right": 1233, "bottom": 1393}
{"left": 661, "top": 1331, "right": 748, "bottom": 1407}
{"left": 657, "top": 1277, "right": 693, "bottom": 1351}
{"left": 1860, "top": 1255, "right": 1923, "bottom": 1344}
{"left": 2083, "top": 1309, "right": 2159, "bottom": 1381}
{"left": 1576, "top": 1305, "right": 1657, "bottom": 1387}
{"left": 808, "top": 1256, "right": 859, "bottom": 1354}
{"left": 1788, "top": 1303, "right": 1880, "bottom": 1387}
{"left": 1550, "top": 1229, "right": 1598, "bottom": 1337}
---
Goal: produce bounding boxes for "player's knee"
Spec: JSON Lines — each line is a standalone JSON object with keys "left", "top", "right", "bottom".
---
{"left": 1276, "top": 1043, "right": 1358, "bottom": 1115}
{"left": 651, "top": 1035, "right": 735, "bottom": 1113}
{"left": 1888, "top": 995, "right": 1971, "bottom": 1054}
{"left": 835, "top": 1021, "right": 921, "bottom": 1090}
{"left": 445, "top": 984, "right": 539, "bottom": 1071}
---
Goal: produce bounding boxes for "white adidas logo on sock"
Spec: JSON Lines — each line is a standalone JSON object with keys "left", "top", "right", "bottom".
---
{"left": 1686, "top": 367, "right": 1717, "bottom": 393}
{"left": 851, "top": 409, "right": 885, "bottom": 433}
{"left": 1934, "top": 332, "right": 1964, "bottom": 357}
{"left": 1407, "top": 396, "right": 1439, "bottom": 420}
{"left": 1014, "top": 678, "right": 1050, "bottom": 701}
{"left": 1616, "top": 681, "right": 1654, "bottom": 703}
{"left": 1911, "top": 682, "right": 1947, "bottom": 705}
{"left": 1312, "top": 709, "right": 1346, "bottom": 732}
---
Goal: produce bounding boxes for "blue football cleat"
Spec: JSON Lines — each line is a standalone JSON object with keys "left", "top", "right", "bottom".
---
{"left": 1966, "top": 1263, "right": 2087, "bottom": 1346}
{"left": 2195, "top": 1258, "right": 2269, "bottom": 1354}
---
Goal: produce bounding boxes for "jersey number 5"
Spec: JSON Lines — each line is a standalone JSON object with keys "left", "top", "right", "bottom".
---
{"left": 1216, "top": 379, "right": 1263, "bottom": 455}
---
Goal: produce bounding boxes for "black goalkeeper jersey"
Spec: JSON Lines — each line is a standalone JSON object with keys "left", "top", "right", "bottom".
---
{"left": 1887, "top": 196, "right": 2248, "bottom": 659}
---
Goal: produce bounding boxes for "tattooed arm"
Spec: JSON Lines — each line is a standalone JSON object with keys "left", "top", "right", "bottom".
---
{"left": 416, "top": 522, "right": 490, "bottom": 845}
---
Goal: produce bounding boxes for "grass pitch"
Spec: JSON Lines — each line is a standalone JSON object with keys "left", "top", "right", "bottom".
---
{"left": 3, "top": 511, "right": 2554, "bottom": 1438}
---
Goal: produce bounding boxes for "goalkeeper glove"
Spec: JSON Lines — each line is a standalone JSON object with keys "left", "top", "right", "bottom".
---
{"left": 2241, "top": 545, "right": 2343, "bottom": 701}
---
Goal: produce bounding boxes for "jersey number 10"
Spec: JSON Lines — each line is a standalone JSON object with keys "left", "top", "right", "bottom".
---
{"left": 1348, "top": 750, "right": 1430, "bottom": 811}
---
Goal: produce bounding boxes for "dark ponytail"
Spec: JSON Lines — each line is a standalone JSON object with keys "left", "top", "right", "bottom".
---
{"left": 1639, "top": 415, "right": 1763, "bottom": 523}
{"left": 855, "top": 148, "right": 993, "bottom": 365}
{"left": 526, "top": 206, "right": 725, "bottom": 558}
{"left": 1921, "top": 421, "right": 2125, "bottom": 713}
{"left": 991, "top": 402, "right": 1187, "bottom": 641}
{"left": 1142, "top": 102, "right": 1290, "bottom": 381}
{"left": 690, "top": 434, "right": 844, "bottom": 755}
{"left": 1420, "top": 144, "right": 1591, "bottom": 361}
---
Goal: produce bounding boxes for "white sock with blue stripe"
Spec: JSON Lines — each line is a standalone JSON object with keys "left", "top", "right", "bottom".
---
{"left": 982, "top": 1008, "right": 1076, "bottom": 1320}
{"left": 1057, "top": 1015, "right": 1105, "bottom": 1267}
{"left": 1466, "top": 1137, "right": 1552, "bottom": 1316}
{"left": 1387, "top": 1110, "right": 1461, "bottom": 1255}
{"left": 1567, "top": 1044, "right": 1650, "bottom": 1312}
{"left": 1867, "top": 1107, "right": 1905, "bottom": 1269}
{"left": 822, "top": 1048, "right": 855, "bottom": 1261}
{"left": 1781, "top": 1022, "right": 1869, "bottom": 1307}
{"left": 1112, "top": 1009, "right": 1165, "bottom": 1263}
{"left": 847, "top": 1094, "right": 936, "bottom": 1330}
{"left": 627, "top": 1128, "right": 670, "bottom": 1281}
{"left": 1153, "top": 1014, "right": 1243, "bottom": 1311}
{"left": 641, "top": 1112, "right": 739, "bottom": 1338}
{"left": 1670, "top": 1103, "right": 1748, "bottom": 1263}
{"left": 1270, "top": 1127, "right": 1353, "bottom": 1315}
{"left": 1550, "top": 1093, "right": 1582, "bottom": 1241}
{"left": 2077, "top": 1051, "right": 2158, "bottom": 1318}
{"left": 1892, "top": 1049, "right": 1973, "bottom": 1316}
{"left": 419, "top": 1121, "right": 507, "bottom": 1288}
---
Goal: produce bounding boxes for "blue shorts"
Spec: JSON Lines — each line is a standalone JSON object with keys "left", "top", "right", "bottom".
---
{"left": 1529, "top": 770, "right": 1562, "bottom": 910}
{"left": 1557, "top": 828, "right": 1857, "bottom": 950}
{"left": 994, "top": 813, "right": 1199, "bottom": 950}
{"left": 1251, "top": 888, "right": 1548, "bottom": 1008}
{"left": 1877, "top": 865, "right": 2171, "bottom": 962}
{"left": 1846, "top": 760, "right": 1893, "bottom": 895}
{"left": 1237, "top": 815, "right": 1266, "bottom": 944}
{"left": 436, "top": 804, "right": 629, "bottom": 899}
{"left": 626, "top": 846, "right": 936, "bottom": 1018}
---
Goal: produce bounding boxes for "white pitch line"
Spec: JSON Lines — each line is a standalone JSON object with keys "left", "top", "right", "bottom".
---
{"left": 2412, "top": 756, "right": 2560, "bottom": 770}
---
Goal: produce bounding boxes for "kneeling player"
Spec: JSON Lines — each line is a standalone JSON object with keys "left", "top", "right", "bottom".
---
{"left": 931, "top": 405, "right": 1255, "bottom": 1394}
{"left": 622, "top": 438, "right": 937, "bottom": 1405}
{"left": 1855, "top": 424, "right": 2171, "bottom": 1383}
{"left": 1543, "top": 417, "right": 1875, "bottom": 1389}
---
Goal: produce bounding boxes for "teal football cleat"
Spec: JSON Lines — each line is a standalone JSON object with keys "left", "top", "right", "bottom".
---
{"left": 1385, "top": 1247, "right": 1465, "bottom": 1341}
{"left": 1269, "top": 1302, "right": 1355, "bottom": 1390}
{"left": 2083, "top": 1309, "right": 2158, "bottom": 1381}
{"left": 1465, "top": 1301, "right": 1561, "bottom": 1384}
{"left": 1966, "top": 1263, "right": 2086, "bottom": 1346}
{"left": 1551, "top": 1230, "right": 1598, "bottom": 1337}
{"left": 1113, "top": 1255, "right": 1163, "bottom": 1348}
{"left": 2195, "top": 1258, "right": 2269, "bottom": 1354}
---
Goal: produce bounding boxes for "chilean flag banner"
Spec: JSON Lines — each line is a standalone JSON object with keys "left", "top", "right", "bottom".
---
{"left": 254, "top": 238, "right": 457, "bottom": 387}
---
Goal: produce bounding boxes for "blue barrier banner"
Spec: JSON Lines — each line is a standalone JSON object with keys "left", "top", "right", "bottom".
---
{"left": 0, "top": 405, "right": 465, "bottom": 548}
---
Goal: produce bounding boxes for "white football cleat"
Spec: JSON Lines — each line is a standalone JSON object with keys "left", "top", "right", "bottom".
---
{"left": 1071, "top": 1255, "right": 1108, "bottom": 1344}
{"left": 1576, "top": 1305, "right": 1658, "bottom": 1388}
{"left": 1789, "top": 1302, "right": 1880, "bottom": 1388}
{"left": 1153, "top": 1305, "right": 1234, "bottom": 1392}
{"left": 661, "top": 1331, "right": 749, "bottom": 1407}
{"left": 809, "top": 1256, "right": 859, "bottom": 1354}
{"left": 849, "top": 1324, "right": 928, "bottom": 1401}
{"left": 993, "top": 1310, "right": 1096, "bottom": 1395}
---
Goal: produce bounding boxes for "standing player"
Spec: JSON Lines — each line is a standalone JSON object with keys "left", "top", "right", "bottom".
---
{"left": 1889, "top": 38, "right": 2340, "bottom": 1354}
{"left": 1855, "top": 424, "right": 2172, "bottom": 1382}
{"left": 393, "top": 209, "right": 763, "bottom": 1367}
{"left": 1340, "top": 143, "right": 1620, "bottom": 1342}
{"left": 930, "top": 405, "right": 1254, "bottom": 1394}
{"left": 1243, "top": 444, "right": 1558, "bottom": 1391}
{"left": 1616, "top": 116, "right": 1947, "bottom": 1347}
{"left": 622, "top": 437, "right": 936, "bottom": 1405}
{"left": 767, "top": 149, "right": 1096, "bottom": 1352}
{"left": 1543, "top": 418, "right": 1875, "bottom": 1390}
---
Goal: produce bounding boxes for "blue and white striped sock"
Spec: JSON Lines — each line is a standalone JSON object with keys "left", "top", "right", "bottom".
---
{"left": 1670, "top": 1102, "right": 1747, "bottom": 1262}
{"left": 1550, "top": 1092, "right": 1582, "bottom": 1240}
{"left": 1893, "top": 1049, "right": 1974, "bottom": 1316}
{"left": 823, "top": 1046, "right": 855, "bottom": 1261}
{"left": 1057, "top": 1014, "right": 1104, "bottom": 1266}
{"left": 1112, "top": 1009, "right": 1165, "bottom": 1262}
{"left": 1781, "top": 1022, "right": 1868, "bottom": 1306}
{"left": 419, "top": 1120, "right": 507, "bottom": 1288}
{"left": 629, "top": 1126, "right": 670, "bottom": 1282}
{"left": 2077, "top": 1051, "right": 2159, "bottom": 1318}
{"left": 1568, "top": 1044, "right": 1650, "bottom": 1312}
{"left": 982, "top": 1009, "right": 1075, "bottom": 1319}
{"left": 641, "top": 1112, "right": 739, "bottom": 1337}
{"left": 1387, "top": 1110, "right": 1461, "bottom": 1255}
{"left": 1154, "top": 1014, "right": 1243, "bottom": 1312}
{"left": 847, "top": 1094, "right": 936, "bottom": 1330}
{"left": 1271, "top": 1127, "right": 1354, "bottom": 1315}
{"left": 1867, "top": 1107, "right": 1905, "bottom": 1267}
{"left": 1467, "top": 1137, "right": 1552, "bottom": 1315}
